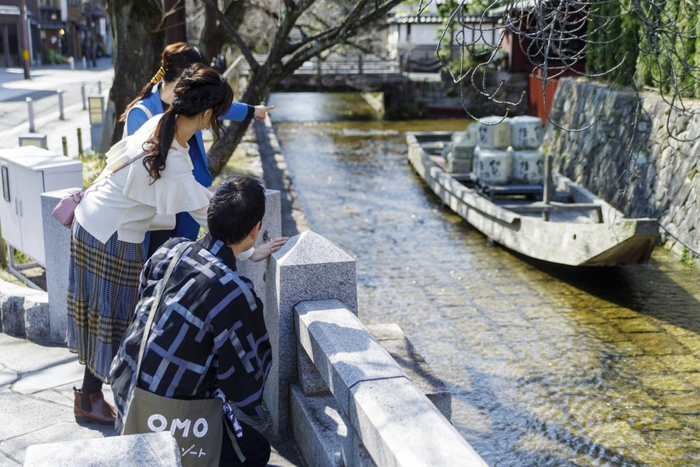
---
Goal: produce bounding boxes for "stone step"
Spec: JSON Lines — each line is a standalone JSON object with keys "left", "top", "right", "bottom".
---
{"left": 0, "top": 279, "right": 50, "bottom": 343}
{"left": 24, "top": 432, "right": 182, "bottom": 467}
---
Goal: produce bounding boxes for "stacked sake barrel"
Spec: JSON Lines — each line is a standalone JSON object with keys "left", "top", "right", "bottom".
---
{"left": 473, "top": 116, "right": 545, "bottom": 185}
{"left": 508, "top": 116, "right": 545, "bottom": 184}
{"left": 446, "top": 124, "right": 478, "bottom": 173}
{"left": 474, "top": 117, "right": 512, "bottom": 185}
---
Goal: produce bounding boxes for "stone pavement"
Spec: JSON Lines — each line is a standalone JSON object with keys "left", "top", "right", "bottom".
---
{"left": 0, "top": 59, "right": 114, "bottom": 154}
{"left": 0, "top": 334, "right": 302, "bottom": 466}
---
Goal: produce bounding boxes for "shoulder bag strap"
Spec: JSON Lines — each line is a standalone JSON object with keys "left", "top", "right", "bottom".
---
{"left": 131, "top": 103, "right": 154, "bottom": 120}
{"left": 134, "top": 241, "right": 191, "bottom": 379}
{"left": 83, "top": 149, "right": 149, "bottom": 195}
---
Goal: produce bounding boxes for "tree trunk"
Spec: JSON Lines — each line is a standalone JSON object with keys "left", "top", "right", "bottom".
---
{"left": 200, "top": 1, "right": 246, "bottom": 63}
{"left": 199, "top": 2, "right": 224, "bottom": 62}
{"left": 107, "top": 0, "right": 164, "bottom": 144}
{"left": 163, "top": 0, "right": 187, "bottom": 44}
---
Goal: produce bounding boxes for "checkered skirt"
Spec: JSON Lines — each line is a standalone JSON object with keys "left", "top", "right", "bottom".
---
{"left": 67, "top": 222, "right": 145, "bottom": 383}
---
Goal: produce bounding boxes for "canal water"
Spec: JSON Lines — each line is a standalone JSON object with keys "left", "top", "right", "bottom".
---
{"left": 268, "top": 92, "right": 700, "bottom": 466}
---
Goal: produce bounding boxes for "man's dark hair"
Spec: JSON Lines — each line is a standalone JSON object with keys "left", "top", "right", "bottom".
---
{"left": 208, "top": 177, "right": 265, "bottom": 245}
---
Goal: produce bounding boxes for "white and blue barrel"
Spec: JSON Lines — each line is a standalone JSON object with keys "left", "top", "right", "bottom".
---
{"left": 475, "top": 146, "right": 512, "bottom": 185}
{"left": 509, "top": 116, "right": 544, "bottom": 149}
{"left": 510, "top": 148, "right": 544, "bottom": 184}
{"left": 476, "top": 116, "right": 511, "bottom": 149}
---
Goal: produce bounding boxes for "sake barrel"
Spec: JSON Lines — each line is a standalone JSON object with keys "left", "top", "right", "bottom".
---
{"left": 475, "top": 146, "right": 511, "bottom": 185}
{"left": 457, "top": 124, "right": 479, "bottom": 147}
{"left": 451, "top": 132, "right": 477, "bottom": 172}
{"left": 466, "top": 121, "right": 478, "bottom": 141}
{"left": 510, "top": 116, "right": 544, "bottom": 149}
{"left": 510, "top": 148, "right": 544, "bottom": 184}
{"left": 476, "top": 116, "right": 511, "bottom": 149}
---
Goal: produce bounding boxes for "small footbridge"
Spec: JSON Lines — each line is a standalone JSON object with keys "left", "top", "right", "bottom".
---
{"left": 227, "top": 54, "right": 410, "bottom": 93}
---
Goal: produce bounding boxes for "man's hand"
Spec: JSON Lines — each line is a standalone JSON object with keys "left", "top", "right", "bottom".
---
{"left": 254, "top": 105, "right": 276, "bottom": 121}
{"left": 250, "top": 237, "right": 289, "bottom": 262}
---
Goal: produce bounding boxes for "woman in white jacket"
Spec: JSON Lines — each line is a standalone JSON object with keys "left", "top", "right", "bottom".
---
{"left": 67, "top": 63, "right": 285, "bottom": 425}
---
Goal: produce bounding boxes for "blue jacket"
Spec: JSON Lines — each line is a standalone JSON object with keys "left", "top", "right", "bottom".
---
{"left": 126, "top": 83, "right": 253, "bottom": 249}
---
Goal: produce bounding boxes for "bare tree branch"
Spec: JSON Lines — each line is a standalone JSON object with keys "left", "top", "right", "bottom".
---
{"left": 283, "top": 0, "right": 402, "bottom": 74}
{"left": 202, "top": 0, "right": 260, "bottom": 72}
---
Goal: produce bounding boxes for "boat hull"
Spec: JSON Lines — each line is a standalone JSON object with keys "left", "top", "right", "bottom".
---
{"left": 407, "top": 132, "right": 658, "bottom": 266}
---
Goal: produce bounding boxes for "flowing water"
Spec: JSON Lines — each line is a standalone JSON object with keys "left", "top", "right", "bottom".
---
{"left": 269, "top": 92, "right": 700, "bottom": 466}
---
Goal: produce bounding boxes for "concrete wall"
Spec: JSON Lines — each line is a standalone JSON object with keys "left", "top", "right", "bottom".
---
{"left": 543, "top": 78, "right": 700, "bottom": 266}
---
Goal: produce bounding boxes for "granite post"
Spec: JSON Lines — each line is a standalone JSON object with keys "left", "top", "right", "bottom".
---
{"left": 236, "top": 189, "right": 281, "bottom": 311}
{"left": 264, "top": 230, "right": 357, "bottom": 432}
{"left": 41, "top": 189, "right": 76, "bottom": 344}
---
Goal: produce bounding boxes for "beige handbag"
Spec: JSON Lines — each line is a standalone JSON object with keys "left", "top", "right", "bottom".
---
{"left": 121, "top": 242, "right": 243, "bottom": 466}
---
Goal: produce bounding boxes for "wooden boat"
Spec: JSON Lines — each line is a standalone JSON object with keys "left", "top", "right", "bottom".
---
{"left": 407, "top": 131, "right": 659, "bottom": 266}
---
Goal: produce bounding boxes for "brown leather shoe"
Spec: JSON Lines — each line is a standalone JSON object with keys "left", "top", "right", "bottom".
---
{"left": 73, "top": 387, "right": 116, "bottom": 425}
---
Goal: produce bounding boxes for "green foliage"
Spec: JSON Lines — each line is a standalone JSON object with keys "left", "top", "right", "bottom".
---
{"left": 82, "top": 151, "right": 107, "bottom": 186}
{"left": 13, "top": 250, "right": 31, "bottom": 264}
{"left": 437, "top": 0, "right": 460, "bottom": 62}
{"left": 588, "top": 0, "right": 698, "bottom": 93}
{"left": 586, "top": 0, "right": 640, "bottom": 86}
{"left": 41, "top": 46, "right": 67, "bottom": 65}
{"left": 679, "top": 246, "right": 699, "bottom": 268}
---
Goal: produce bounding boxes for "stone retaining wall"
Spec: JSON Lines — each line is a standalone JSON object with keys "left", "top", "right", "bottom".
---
{"left": 384, "top": 71, "right": 530, "bottom": 119}
{"left": 544, "top": 78, "right": 700, "bottom": 266}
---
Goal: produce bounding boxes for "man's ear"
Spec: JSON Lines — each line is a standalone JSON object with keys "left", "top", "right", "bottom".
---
{"left": 248, "top": 221, "right": 262, "bottom": 240}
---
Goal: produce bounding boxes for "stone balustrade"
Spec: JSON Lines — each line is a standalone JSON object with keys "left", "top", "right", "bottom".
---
{"left": 264, "top": 229, "right": 487, "bottom": 466}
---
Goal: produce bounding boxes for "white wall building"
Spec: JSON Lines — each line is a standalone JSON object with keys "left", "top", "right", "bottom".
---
{"left": 387, "top": 1, "right": 502, "bottom": 70}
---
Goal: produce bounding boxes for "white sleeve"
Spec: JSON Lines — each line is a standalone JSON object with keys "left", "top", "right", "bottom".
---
{"left": 149, "top": 214, "right": 177, "bottom": 231}
{"left": 188, "top": 205, "right": 209, "bottom": 228}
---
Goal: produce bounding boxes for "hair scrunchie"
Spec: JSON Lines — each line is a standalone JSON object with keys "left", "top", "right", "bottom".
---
{"left": 150, "top": 67, "right": 166, "bottom": 85}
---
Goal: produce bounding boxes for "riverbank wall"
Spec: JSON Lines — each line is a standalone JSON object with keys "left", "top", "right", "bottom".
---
{"left": 543, "top": 78, "right": 700, "bottom": 267}
{"left": 384, "top": 71, "right": 530, "bottom": 119}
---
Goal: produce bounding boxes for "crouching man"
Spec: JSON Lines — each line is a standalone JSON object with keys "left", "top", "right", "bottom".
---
{"left": 111, "top": 177, "right": 287, "bottom": 466}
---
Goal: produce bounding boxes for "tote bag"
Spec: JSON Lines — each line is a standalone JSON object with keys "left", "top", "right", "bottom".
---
{"left": 121, "top": 242, "right": 243, "bottom": 466}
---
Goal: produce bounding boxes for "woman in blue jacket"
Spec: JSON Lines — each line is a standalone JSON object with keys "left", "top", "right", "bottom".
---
{"left": 121, "top": 42, "right": 274, "bottom": 256}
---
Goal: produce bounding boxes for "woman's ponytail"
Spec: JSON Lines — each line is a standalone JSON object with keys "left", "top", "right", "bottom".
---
{"left": 142, "top": 107, "right": 177, "bottom": 181}
{"left": 142, "top": 63, "right": 233, "bottom": 182}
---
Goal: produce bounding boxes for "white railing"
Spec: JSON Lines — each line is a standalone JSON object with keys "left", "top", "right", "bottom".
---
{"left": 236, "top": 54, "right": 402, "bottom": 76}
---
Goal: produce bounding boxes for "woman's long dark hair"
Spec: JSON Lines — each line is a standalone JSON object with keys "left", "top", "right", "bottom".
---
{"left": 142, "top": 63, "right": 233, "bottom": 181}
{"left": 118, "top": 42, "right": 207, "bottom": 123}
